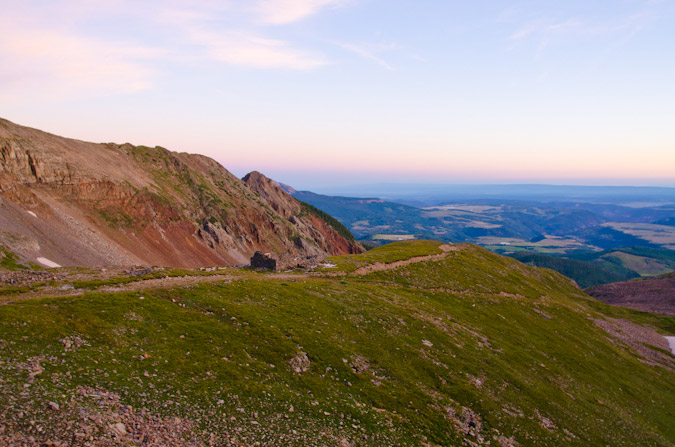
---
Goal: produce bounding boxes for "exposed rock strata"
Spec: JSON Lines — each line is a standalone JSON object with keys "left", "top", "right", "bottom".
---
{"left": 0, "top": 118, "right": 362, "bottom": 268}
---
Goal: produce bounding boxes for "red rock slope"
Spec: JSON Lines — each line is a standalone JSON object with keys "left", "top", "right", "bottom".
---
{"left": 585, "top": 271, "right": 675, "bottom": 316}
{"left": 0, "top": 118, "right": 362, "bottom": 269}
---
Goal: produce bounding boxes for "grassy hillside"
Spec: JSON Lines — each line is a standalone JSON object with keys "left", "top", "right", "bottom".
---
{"left": 321, "top": 239, "right": 445, "bottom": 272}
{"left": 1, "top": 242, "right": 674, "bottom": 446}
{"left": 0, "top": 246, "right": 42, "bottom": 272}
{"left": 1, "top": 246, "right": 31, "bottom": 271}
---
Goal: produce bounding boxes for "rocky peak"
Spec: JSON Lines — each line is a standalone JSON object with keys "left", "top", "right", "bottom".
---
{"left": 243, "top": 170, "right": 363, "bottom": 257}
{"left": 242, "top": 171, "right": 300, "bottom": 219}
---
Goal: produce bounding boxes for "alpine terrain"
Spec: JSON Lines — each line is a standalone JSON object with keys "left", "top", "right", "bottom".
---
{"left": 0, "top": 120, "right": 674, "bottom": 447}
{"left": 0, "top": 118, "right": 362, "bottom": 270}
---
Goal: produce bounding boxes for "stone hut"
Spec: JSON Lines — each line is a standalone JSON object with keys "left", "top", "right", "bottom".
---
{"left": 250, "top": 251, "right": 277, "bottom": 270}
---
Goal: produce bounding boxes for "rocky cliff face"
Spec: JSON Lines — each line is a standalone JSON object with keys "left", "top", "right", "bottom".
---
{"left": 242, "top": 171, "right": 362, "bottom": 260}
{"left": 0, "top": 118, "right": 362, "bottom": 269}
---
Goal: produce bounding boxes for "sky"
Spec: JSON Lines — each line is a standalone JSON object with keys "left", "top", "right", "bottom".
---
{"left": 1, "top": 0, "right": 674, "bottom": 190}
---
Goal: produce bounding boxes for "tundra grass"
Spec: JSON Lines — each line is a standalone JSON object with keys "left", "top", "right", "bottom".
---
{"left": 0, "top": 242, "right": 674, "bottom": 446}
{"left": 0, "top": 247, "right": 31, "bottom": 271}
{"left": 68, "top": 267, "right": 240, "bottom": 290}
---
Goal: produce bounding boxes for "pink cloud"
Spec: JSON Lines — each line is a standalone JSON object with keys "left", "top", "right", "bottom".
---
{"left": 255, "top": 0, "right": 350, "bottom": 24}
{"left": 185, "top": 28, "right": 329, "bottom": 69}
{"left": 0, "top": 18, "right": 160, "bottom": 101}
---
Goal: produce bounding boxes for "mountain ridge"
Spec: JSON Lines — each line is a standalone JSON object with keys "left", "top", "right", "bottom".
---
{"left": 0, "top": 118, "right": 362, "bottom": 269}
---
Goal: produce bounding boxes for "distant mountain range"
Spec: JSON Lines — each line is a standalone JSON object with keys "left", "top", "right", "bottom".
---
{"left": 310, "top": 183, "right": 675, "bottom": 207}
{"left": 0, "top": 118, "right": 361, "bottom": 270}
{"left": 315, "top": 183, "right": 675, "bottom": 207}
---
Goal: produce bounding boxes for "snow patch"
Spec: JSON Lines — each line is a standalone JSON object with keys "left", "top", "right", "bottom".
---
{"left": 665, "top": 336, "right": 675, "bottom": 355}
{"left": 37, "top": 257, "right": 61, "bottom": 268}
{"left": 27, "top": 211, "right": 37, "bottom": 218}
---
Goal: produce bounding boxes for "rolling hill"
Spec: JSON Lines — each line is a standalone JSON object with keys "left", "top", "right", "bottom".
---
{"left": 291, "top": 188, "right": 675, "bottom": 287}
{"left": 586, "top": 271, "right": 675, "bottom": 316}
{"left": 291, "top": 190, "right": 675, "bottom": 254}
{"left": 507, "top": 251, "right": 639, "bottom": 288}
{"left": 506, "top": 246, "right": 675, "bottom": 288}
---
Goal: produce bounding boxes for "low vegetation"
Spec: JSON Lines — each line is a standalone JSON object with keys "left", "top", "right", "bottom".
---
{"left": 1, "top": 241, "right": 673, "bottom": 446}
{"left": 0, "top": 247, "right": 31, "bottom": 271}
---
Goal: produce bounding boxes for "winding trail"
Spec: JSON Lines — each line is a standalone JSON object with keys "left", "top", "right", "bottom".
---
{"left": 350, "top": 244, "right": 458, "bottom": 275}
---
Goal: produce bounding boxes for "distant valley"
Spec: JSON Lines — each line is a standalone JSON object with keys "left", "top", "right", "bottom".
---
{"left": 290, "top": 186, "right": 675, "bottom": 287}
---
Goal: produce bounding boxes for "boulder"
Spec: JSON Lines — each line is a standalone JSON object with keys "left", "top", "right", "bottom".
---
{"left": 250, "top": 251, "right": 276, "bottom": 270}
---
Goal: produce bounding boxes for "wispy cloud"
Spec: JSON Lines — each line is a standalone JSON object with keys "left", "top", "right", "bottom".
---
{"left": 510, "top": 12, "right": 654, "bottom": 44}
{"left": 0, "top": 0, "right": 354, "bottom": 100}
{"left": 337, "top": 42, "right": 396, "bottom": 70}
{"left": 0, "top": 17, "right": 160, "bottom": 100}
{"left": 149, "top": 1, "right": 352, "bottom": 69}
{"left": 160, "top": 6, "right": 331, "bottom": 69}
{"left": 188, "top": 29, "right": 329, "bottom": 69}
{"left": 255, "top": 0, "right": 349, "bottom": 24}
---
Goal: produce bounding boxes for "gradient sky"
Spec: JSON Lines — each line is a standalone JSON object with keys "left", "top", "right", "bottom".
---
{"left": 2, "top": 0, "right": 674, "bottom": 190}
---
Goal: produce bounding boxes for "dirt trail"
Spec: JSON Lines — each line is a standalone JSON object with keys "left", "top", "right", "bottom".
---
{"left": 0, "top": 273, "right": 304, "bottom": 304}
{"left": 1, "top": 245, "right": 462, "bottom": 304}
{"left": 1, "top": 274, "right": 233, "bottom": 304}
{"left": 96, "top": 273, "right": 307, "bottom": 292}
{"left": 349, "top": 244, "right": 459, "bottom": 275}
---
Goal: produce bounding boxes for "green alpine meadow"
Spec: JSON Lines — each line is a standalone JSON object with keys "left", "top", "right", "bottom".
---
{"left": 1, "top": 241, "right": 673, "bottom": 446}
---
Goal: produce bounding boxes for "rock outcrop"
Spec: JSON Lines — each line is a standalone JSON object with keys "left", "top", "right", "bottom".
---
{"left": 250, "top": 251, "right": 277, "bottom": 270}
{"left": 242, "top": 171, "right": 362, "bottom": 260}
